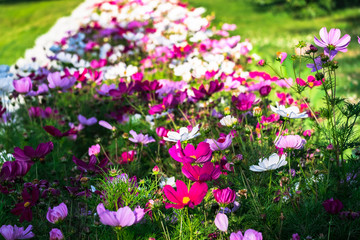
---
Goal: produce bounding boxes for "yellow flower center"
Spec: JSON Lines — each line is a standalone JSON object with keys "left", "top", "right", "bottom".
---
{"left": 182, "top": 197, "right": 190, "bottom": 204}
{"left": 24, "top": 202, "right": 31, "bottom": 208}
{"left": 190, "top": 155, "right": 196, "bottom": 159}
{"left": 308, "top": 82, "right": 314, "bottom": 88}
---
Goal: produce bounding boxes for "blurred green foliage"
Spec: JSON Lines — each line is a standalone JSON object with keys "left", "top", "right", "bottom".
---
{"left": 253, "top": 0, "right": 360, "bottom": 18}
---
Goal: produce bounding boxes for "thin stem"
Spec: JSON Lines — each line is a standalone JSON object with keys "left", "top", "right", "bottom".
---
{"left": 268, "top": 171, "right": 272, "bottom": 191}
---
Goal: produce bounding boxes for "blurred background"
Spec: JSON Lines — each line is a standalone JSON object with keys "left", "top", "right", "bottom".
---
{"left": 1, "top": 0, "right": 360, "bottom": 96}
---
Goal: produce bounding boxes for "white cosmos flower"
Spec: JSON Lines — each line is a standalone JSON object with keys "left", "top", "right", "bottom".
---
{"left": 250, "top": 153, "right": 287, "bottom": 172}
{"left": 270, "top": 102, "right": 308, "bottom": 119}
{"left": 159, "top": 176, "right": 176, "bottom": 188}
{"left": 163, "top": 124, "right": 200, "bottom": 142}
{"left": 220, "top": 115, "right": 238, "bottom": 127}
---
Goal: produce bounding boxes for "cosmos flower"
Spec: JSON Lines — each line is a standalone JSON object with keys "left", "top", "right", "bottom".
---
{"left": 296, "top": 75, "right": 323, "bottom": 88}
{"left": 88, "top": 144, "right": 101, "bottom": 156}
{"left": 322, "top": 198, "right": 344, "bottom": 215}
{"left": 169, "top": 141, "right": 212, "bottom": 164}
{"left": 13, "top": 77, "right": 32, "bottom": 93}
{"left": 46, "top": 203, "right": 68, "bottom": 224}
{"left": 49, "top": 228, "right": 64, "bottom": 240}
{"left": 275, "top": 135, "right": 306, "bottom": 149}
{"left": 205, "top": 134, "right": 232, "bottom": 151}
{"left": 47, "top": 72, "right": 76, "bottom": 90}
{"left": 230, "top": 229, "right": 263, "bottom": 240}
{"left": 220, "top": 115, "right": 238, "bottom": 127}
{"left": 11, "top": 186, "right": 40, "bottom": 222}
{"left": 249, "top": 153, "right": 287, "bottom": 172}
{"left": 13, "top": 141, "right": 54, "bottom": 164}
{"left": 182, "top": 162, "right": 221, "bottom": 182}
{"left": 213, "top": 188, "right": 236, "bottom": 206}
{"left": 214, "top": 213, "right": 228, "bottom": 232}
{"left": 164, "top": 124, "right": 200, "bottom": 142}
{"left": 270, "top": 102, "right": 308, "bottom": 119}
{"left": 129, "top": 130, "right": 155, "bottom": 145}
{"left": 96, "top": 203, "right": 144, "bottom": 227}
{"left": 314, "top": 27, "right": 351, "bottom": 53}
{"left": 163, "top": 180, "right": 208, "bottom": 209}
{"left": 78, "top": 115, "right": 97, "bottom": 126}
{"left": 0, "top": 225, "right": 34, "bottom": 240}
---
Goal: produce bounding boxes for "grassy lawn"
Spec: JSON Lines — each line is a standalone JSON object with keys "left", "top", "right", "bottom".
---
{"left": 1, "top": 0, "right": 359, "bottom": 96}
{"left": 186, "top": 0, "right": 360, "bottom": 97}
{"left": 0, "top": 0, "right": 83, "bottom": 65}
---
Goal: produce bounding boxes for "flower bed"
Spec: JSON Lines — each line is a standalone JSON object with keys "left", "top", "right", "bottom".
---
{"left": 0, "top": 0, "right": 360, "bottom": 239}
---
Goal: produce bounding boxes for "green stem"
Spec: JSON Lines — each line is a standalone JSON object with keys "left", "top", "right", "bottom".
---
{"left": 328, "top": 216, "right": 332, "bottom": 240}
{"left": 268, "top": 171, "right": 272, "bottom": 191}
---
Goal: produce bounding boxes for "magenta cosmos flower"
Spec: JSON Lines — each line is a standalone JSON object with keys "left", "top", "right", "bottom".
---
{"left": 49, "top": 228, "right": 64, "bottom": 240}
{"left": 11, "top": 186, "right": 40, "bottom": 222}
{"left": 129, "top": 130, "right": 155, "bottom": 145}
{"left": 13, "top": 141, "right": 54, "bottom": 165}
{"left": 182, "top": 162, "right": 221, "bottom": 182}
{"left": 13, "top": 77, "right": 32, "bottom": 93}
{"left": 46, "top": 203, "right": 68, "bottom": 224}
{"left": 205, "top": 134, "right": 232, "bottom": 151}
{"left": 163, "top": 180, "right": 208, "bottom": 209}
{"left": 275, "top": 135, "right": 306, "bottom": 149}
{"left": 0, "top": 161, "right": 31, "bottom": 181}
{"left": 0, "top": 225, "right": 34, "bottom": 240}
{"left": 232, "top": 92, "right": 259, "bottom": 111}
{"left": 314, "top": 27, "right": 351, "bottom": 52}
{"left": 322, "top": 198, "right": 344, "bottom": 215}
{"left": 213, "top": 187, "right": 236, "bottom": 206}
{"left": 96, "top": 203, "right": 145, "bottom": 227}
{"left": 230, "top": 229, "right": 263, "bottom": 240}
{"left": 148, "top": 94, "right": 174, "bottom": 115}
{"left": 169, "top": 141, "right": 212, "bottom": 163}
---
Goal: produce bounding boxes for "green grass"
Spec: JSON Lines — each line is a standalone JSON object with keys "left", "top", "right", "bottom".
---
{"left": 0, "top": 0, "right": 83, "bottom": 65}
{"left": 185, "top": 0, "right": 360, "bottom": 97}
{"left": 1, "top": 0, "right": 360, "bottom": 96}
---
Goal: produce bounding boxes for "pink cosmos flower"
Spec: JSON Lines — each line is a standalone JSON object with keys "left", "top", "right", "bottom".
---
{"left": 13, "top": 77, "right": 32, "bottom": 93}
{"left": 88, "top": 144, "right": 101, "bottom": 156}
{"left": 230, "top": 229, "right": 263, "bottom": 240}
{"left": 0, "top": 225, "right": 34, "bottom": 240}
{"left": 222, "top": 23, "right": 236, "bottom": 31}
{"left": 303, "top": 130, "right": 312, "bottom": 137}
{"left": 296, "top": 76, "right": 322, "bottom": 88}
{"left": 277, "top": 52, "right": 287, "bottom": 64}
{"left": 129, "top": 130, "right": 155, "bottom": 145}
{"left": 96, "top": 203, "right": 145, "bottom": 227}
{"left": 46, "top": 203, "right": 68, "bottom": 224}
{"left": 314, "top": 27, "right": 351, "bottom": 53}
{"left": 182, "top": 162, "right": 221, "bottom": 182}
{"left": 49, "top": 228, "right": 64, "bottom": 240}
{"left": 213, "top": 187, "right": 236, "bottom": 205}
{"left": 214, "top": 213, "right": 228, "bottom": 232}
{"left": 205, "top": 134, "right": 232, "bottom": 151}
{"left": 163, "top": 180, "right": 208, "bottom": 209}
{"left": 99, "top": 120, "right": 115, "bottom": 131}
{"left": 275, "top": 135, "right": 306, "bottom": 149}
{"left": 169, "top": 141, "right": 212, "bottom": 164}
